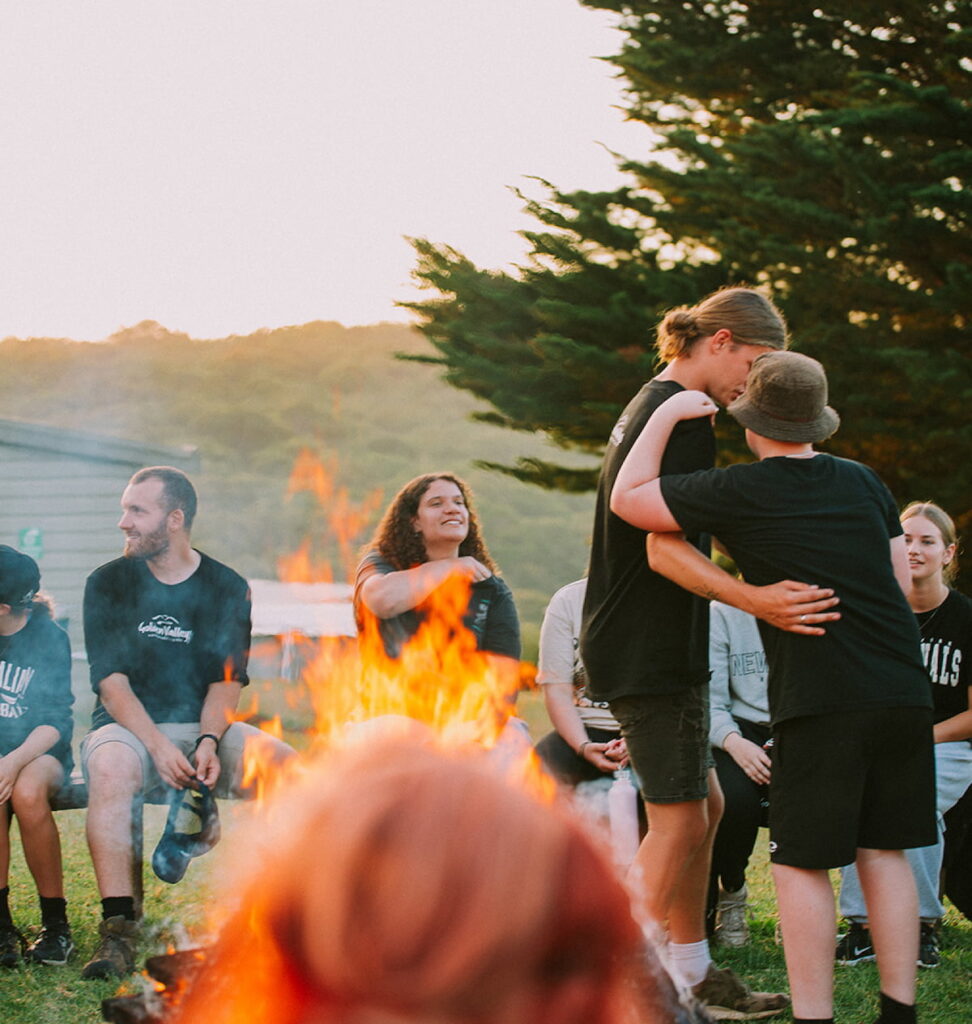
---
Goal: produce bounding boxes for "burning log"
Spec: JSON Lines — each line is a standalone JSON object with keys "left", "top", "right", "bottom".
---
{"left": 101, "top": 950, "right": 208, "bottom": 1024}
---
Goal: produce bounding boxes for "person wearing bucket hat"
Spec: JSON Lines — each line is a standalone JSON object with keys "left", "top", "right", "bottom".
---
{"left": 579, "top": 287, "right": 846, "bottom": 1020}
{"left": 0, "top": 547, "right": 76, "bottom": 967}
{"left": 79, "top": 466, "right": 296, "bottom": 981}
{"left": 609, "top": 352, "right": 936, "bottom": 1024}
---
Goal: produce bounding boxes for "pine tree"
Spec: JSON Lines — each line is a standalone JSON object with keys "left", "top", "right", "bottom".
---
{"left": 404, "top": 1, "right": 972, "bottom": 544}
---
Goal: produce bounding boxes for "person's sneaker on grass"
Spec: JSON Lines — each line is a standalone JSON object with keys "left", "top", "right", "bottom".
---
{"left": 714, "top": 883, "right": 750, "bottom": 947}
{"left": 0, "top": 924, "right": 24, "bottom": 968}
{"left": 691, "top": 963, "right": 789, "bottom": 1020}
{"left": 81, "top": 915, "right": 139, "bottom": 980}
{"left": 25, "top": 923, "right": 75, "bottom": 966}
{"left": 834, "top": 921, "right": 875, "bottom": 965}
{"left": 918, "top": 921, "right": 940, "bottom": 969}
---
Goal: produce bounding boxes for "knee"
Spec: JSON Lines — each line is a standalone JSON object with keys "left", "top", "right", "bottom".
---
{"left": 86, "top": 744, "right": 142, "bottom": 802}
{"left": 10, "top": 778, "right": 52, "bottom": 823}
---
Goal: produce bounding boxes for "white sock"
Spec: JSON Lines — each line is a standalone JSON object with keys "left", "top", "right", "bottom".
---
{"left": 666, "top": 939, "right": 712, "bottom": 988}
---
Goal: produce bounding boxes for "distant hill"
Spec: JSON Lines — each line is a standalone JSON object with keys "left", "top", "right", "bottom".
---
{"left": 0, "top": 321, "right": 602, "bottom": 650}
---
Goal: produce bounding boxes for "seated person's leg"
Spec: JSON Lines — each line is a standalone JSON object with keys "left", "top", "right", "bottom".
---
{"left": 216, "top": 722, "right": 296, "bottom": 799}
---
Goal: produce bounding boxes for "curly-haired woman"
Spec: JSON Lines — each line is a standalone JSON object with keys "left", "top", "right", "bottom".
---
{"left": 353, "top": 473, "right": 520, "bottom": 666}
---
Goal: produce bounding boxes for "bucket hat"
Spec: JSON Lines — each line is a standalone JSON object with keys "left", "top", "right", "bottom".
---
{"left": 728, "top": 351, "right": 839, "bottom": 443}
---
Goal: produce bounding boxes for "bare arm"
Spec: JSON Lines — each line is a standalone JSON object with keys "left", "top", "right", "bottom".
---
{"left": 0, "top": 725, "right": 60, "bottom": 803}
{"left": 933, "top": 690, "right": 972, "bottom": 743}
{"left": 610, "top": 390, "right": 717, "bottom": 531}
{"left": 542, "top": 683, "right": 624, "bottom": 772}
{"left": 193, "top": 680, "right": 244, "bottom": 787}
{"left": 359, "top": 557, "right": 493, "bottom": 619}
{"left": 646, "top": 533, "right": 840, "bottom": 635}
{"left": 100, "top": 673, "right": 196, "bottom": 789}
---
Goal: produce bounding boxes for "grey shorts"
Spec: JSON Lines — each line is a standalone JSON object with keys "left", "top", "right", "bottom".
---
{"left": 609, "top": 686, "right": 713, "bottom": 803}
{"left": 80, "top": 721, "right": 288, "bottom": 800}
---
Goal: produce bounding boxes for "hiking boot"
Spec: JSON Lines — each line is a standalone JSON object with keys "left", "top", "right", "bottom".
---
{"left": 25, "top": 923, "right": 75, "bottom": 966}
{"left": 835, "top": 921, "right": 875, "bottom": 965}
{"left": 81, "top": 915, "right": 139, "bottom": 980}
{"left": 918, "top": 922, "right": 940, "bottom": 969}
{"left": 0, "top": 924, "right": 24, "bottom": 968}
{"left": 691, "top": 963, "right": 789, "bottom": 1020}
{"left": 714, "top": 884, "right": 750, "bottom": 947}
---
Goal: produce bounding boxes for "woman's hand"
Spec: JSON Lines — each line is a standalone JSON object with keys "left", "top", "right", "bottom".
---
{"left": 724, "top": 732, "right": 771, "bottom": 785}
{"left": 452, "top": 556, "right": 493, "bottom": 583}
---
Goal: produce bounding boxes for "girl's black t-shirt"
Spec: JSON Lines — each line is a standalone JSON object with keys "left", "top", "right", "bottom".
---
{"left": 915, "top": 588, "right": 972, "bottom": 740}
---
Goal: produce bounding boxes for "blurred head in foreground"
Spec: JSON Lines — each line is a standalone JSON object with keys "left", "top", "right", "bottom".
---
{"left": 172, "top": 738, "right": 691, "bottom": 1024}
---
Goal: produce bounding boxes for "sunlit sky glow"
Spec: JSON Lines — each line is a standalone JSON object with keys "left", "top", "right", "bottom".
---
{"left": 0, "top": 1, "right": 646, "bottom": 341}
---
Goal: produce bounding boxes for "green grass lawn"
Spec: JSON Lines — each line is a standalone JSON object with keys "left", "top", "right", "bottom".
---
{"left": 1, "top": 691, "right": 969, "bottom": 1023}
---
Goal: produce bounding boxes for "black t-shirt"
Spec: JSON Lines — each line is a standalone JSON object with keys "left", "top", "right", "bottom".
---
{"left": 915, "top": 588, "right": 972, "bottom": 742}
{"left": 0, "top": 609, "right": 74, "bottom": 770}
{"left": 84, "top": 553, "right": 251, "bottom": 730}
{"left": 661, "top": 454, "right": 931, "bottom": 725}
{"left": 353, "top": 551, "right": 521, "bottom": 660}
{"left": 580, "top": 379, "right": 714, "bottom": 701}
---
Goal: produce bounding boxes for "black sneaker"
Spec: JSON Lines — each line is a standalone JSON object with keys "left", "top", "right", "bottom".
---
{"left": 25, "top": 923, "right": 75, "bottom": 966}
{"left": 0, "top": 924, "right": 24, "bottom": 968}
{"left": 918, "top": 922, "right": 940, "bottom": 969}
{"left": 835, "top": 922, "right": 875, "bottom": 965}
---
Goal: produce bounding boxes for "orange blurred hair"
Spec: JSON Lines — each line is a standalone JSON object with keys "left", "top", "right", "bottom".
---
{"left": 171, "top": 738, "right": 680, "bottom": 1024}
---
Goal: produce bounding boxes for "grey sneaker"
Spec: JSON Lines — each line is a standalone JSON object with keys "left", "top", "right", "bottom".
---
{"left": 691, "top": 964, "right": 790, "bottom": 1020}
{"left": 714, "top": 884, "right": 750, "bottom": 947}
{"left": 81, "top": 916, "right": 139, "bottom": 980}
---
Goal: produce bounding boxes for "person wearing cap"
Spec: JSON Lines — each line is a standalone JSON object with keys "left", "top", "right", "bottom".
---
{"left": 579, "top": 287, "right": 838, "bottom": 1020}
{"left": 79, "top": 466, "right": 295, "bottom": 981}
{"left": 0, "top": 546, "right": 75, "bottom": 967}
{"left": 610, "top": 350, "right": 936, "bottom": 1024}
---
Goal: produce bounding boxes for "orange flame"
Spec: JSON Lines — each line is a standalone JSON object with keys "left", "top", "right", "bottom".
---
{"left": 280, "top": 448, "right": 384, "bottom": 582}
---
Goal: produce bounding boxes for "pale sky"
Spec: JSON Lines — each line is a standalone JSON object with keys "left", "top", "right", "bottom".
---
{"left": 0, "top": 1, "right": 646, "bottom": 341}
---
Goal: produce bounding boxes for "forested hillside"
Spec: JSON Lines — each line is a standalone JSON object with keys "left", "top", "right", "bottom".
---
{"left": 0, "top": 320, "right": 601, "bottom": 646}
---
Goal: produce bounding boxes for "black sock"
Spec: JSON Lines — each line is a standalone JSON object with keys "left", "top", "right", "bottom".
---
{"left": 101, "top": 897, "right": 136, "bottom": 922}
{"left": 875, "top": 992, "right": 917, "bottom": 1024}
{"left": 0, "top": 887, "right": 11, "bottom": 926}
{"left": 39, "top": 896, "right": 68, "bottom": 928}
{"left": 794, "top": 1019, "right": 834, "bottom": 1024}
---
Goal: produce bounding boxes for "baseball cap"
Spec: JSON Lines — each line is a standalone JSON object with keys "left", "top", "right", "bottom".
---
{"left": 0, "top": 546, "right": 41, "bottom": 609}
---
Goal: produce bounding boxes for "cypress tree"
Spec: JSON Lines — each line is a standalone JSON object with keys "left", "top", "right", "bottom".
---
{"left": 404, "top": 1, "right": 972, "bottom": 545}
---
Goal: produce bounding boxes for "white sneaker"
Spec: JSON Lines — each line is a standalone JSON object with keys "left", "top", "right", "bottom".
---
{"left": 714, "top": 884, "right": 750, "bottom": 947}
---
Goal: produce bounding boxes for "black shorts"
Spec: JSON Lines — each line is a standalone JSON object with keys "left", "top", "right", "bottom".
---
{"left": 768, "top": 706, "right": 937, "bottom": 870}
{"left": 609, "top": 686, "right": 713, "bottom": 804}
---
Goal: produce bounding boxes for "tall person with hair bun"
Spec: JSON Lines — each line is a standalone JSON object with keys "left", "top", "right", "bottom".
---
{"left": 580, "top": 287, "right": 839, "bottom": 1018}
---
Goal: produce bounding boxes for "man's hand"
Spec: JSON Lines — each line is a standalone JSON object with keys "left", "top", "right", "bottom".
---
{"left": 148, "top": 735, "right": 197, "bottom": 790}
{"left": 746, "top": 580, "right": 841, "bottom": 635}
{"left": 193, "top": 736, "right": 221, "bottom": 788}
{"left": 724, "top": 733, "right": 771, "bottom": 785}
{"left": 663, "top": 389, "right": 719, "bottom": 422}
